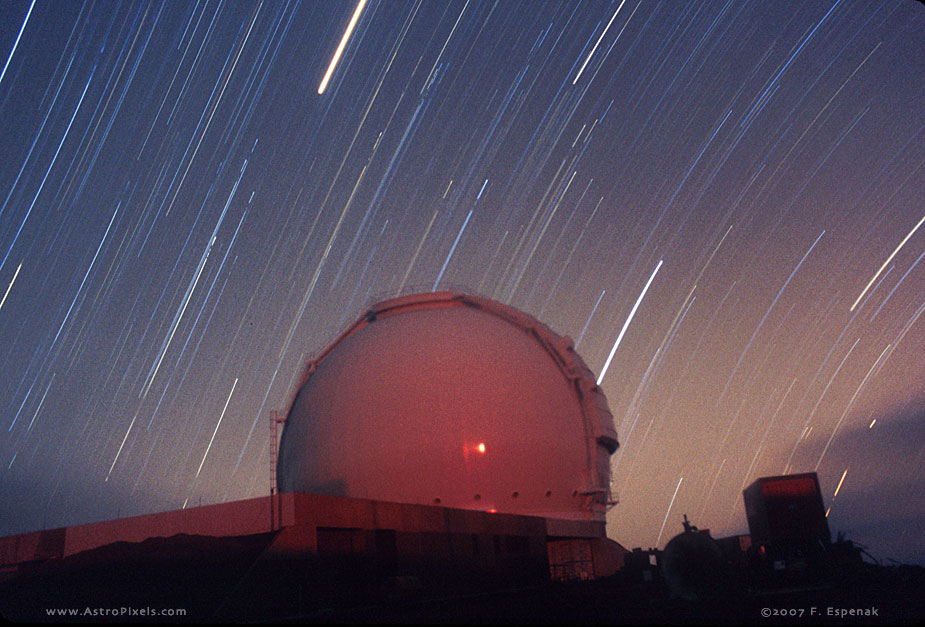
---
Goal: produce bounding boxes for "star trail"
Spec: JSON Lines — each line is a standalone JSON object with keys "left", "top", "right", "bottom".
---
{"left": 0, "top": 0, "right": 922, "bottom": 563}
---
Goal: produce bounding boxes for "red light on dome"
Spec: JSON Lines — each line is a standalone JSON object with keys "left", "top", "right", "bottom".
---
{"left": 477, "top": 442, "right": 486, "bottom": 454}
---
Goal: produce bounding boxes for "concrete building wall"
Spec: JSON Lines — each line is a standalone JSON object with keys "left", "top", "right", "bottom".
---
{"left": 0, "top": 492, "right": 600, "bottom": 570}
{"left": 1, "top": 495, "right": 286, "bottom": 566}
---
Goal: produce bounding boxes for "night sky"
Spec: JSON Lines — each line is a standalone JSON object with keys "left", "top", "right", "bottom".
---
{"left": 0, "top": 1, "right": 922, "bottom": 564}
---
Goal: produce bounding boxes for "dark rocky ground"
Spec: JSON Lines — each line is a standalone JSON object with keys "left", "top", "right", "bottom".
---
{"left": 1, "top": 532, "right": 921, "bottom": 624}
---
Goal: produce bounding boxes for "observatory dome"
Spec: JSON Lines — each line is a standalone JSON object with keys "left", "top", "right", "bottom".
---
{"left": 277, "top": 292, "right": 618, "bottom": 522}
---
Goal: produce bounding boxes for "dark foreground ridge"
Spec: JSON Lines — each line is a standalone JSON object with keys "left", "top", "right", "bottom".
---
{"left": 1, "top": 530, "right": 921, "bottom": 624}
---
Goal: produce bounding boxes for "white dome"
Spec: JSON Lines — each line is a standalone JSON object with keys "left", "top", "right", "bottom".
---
{"left": 277, "top": 292, "right": 618, "bottom": 521}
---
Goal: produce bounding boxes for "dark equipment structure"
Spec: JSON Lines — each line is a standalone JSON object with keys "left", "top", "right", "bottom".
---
{"left": 658, "top": 472, "right": 865, "bottom": 601}
{"left": 744, "top": 472, "right": 830, "bottom": 547}
{"left": 743, "top": 472, "right": 834, "bottom": 586}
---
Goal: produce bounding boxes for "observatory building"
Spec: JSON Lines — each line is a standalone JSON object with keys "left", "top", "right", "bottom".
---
{"left": 0, "top": 292, "right": 626, "bottom": 621}
{"left": 277, "top": 291, "right": 619, "bottom": 522}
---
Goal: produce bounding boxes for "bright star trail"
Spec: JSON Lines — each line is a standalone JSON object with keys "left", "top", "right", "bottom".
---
{"left": 0, "top": 262, "right": 21, "bottom": 312}
{"left": 0, "top": 1, "right": 922, "bottom": 565}
{"left": 850, "top": 213, "right": 925, "bottom": 312}
{"left": 317, "top": 0, "right": 368, "bottom": 95}
{"left": 573, "top": 0, "right": 626, "bottom": 86}
{"left": 598, "top": 258, "right": 662, "bottom": 385}
{"left": 0, "top": 0, "right": 34, "bottom": 88}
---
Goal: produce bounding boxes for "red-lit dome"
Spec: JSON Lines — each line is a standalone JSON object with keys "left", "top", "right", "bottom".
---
{"left": 277, "top": 292, "right": 618, "bottom": 521}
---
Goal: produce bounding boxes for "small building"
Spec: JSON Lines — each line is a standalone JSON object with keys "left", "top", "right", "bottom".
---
{"left": 742, "top": 472, "right": 832, "bottom": 586}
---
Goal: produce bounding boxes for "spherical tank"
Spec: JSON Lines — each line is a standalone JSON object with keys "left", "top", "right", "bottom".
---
{"left": 277, "top": 291, "right": 619, "bottom": 522}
